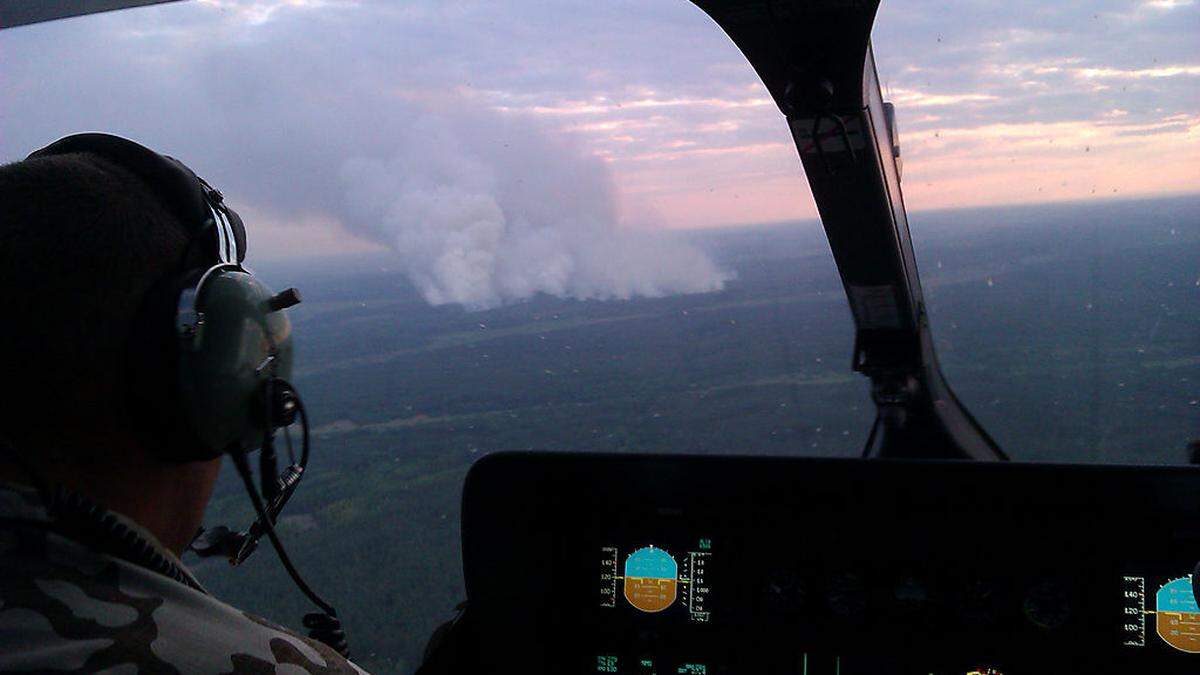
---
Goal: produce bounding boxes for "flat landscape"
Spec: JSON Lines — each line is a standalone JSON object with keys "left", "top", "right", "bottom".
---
{"left": 196, "top": 195, "right": 1200, "bottom": 673}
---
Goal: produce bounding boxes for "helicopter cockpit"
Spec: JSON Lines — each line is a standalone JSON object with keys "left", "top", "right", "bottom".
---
{"left": 2, "top": 2, "right": 1197, "bottom": 674}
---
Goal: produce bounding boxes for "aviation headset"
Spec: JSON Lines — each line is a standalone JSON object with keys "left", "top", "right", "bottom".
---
{"left": 27, "top": 132, "right": 297, "bottom": 461}
{"left": 18, "top": 134, "right": 349, "bottom": 655}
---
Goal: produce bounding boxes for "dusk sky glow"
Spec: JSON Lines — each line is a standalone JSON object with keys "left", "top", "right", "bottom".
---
{"left": 1, "top": 0, "right": 1196, "bottom": 258}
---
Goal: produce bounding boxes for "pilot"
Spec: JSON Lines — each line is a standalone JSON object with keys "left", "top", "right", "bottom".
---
{"left": 0, "top": 135, "right": 370, "bottom": 673}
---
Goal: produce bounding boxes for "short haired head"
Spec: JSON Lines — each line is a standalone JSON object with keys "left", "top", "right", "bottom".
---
{"left": 0, "top": 151, "right": 201, "bottom": 461}
{"left": 0, "top": 135, "right": 297, "bottom": 555}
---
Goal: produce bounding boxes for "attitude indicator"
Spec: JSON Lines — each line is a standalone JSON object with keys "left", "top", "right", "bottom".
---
{"left": 1156, "top": 575, "right": 1200, "bottom": 653}
{"left": 598, "top": 540, "right": 713, "bottom": 623}
{"left": 624, "top": 546, "right": 678, "bottom": 613}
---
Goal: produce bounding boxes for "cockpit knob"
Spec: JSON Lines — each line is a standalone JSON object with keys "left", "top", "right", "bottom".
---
{"left": 764, "top": 571, "right": 807, "bottom": 615}
{"left": 1023, "top": 580, "right": 1071, "bottom": 630}
{"left": 826, "top": 571, "right": 868, "bottom": 620}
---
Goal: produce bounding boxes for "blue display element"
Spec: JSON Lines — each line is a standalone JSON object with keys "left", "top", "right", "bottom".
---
{"left": 1156, "top": 576, "right": 1200, "bottom": 613}
{"left": 625, "top": 546, "right": 678, "bottom": 579}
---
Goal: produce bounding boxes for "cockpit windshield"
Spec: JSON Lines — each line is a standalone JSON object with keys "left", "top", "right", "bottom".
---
{"left": 870, "top": 1, "right": 1199, "bottom": 465}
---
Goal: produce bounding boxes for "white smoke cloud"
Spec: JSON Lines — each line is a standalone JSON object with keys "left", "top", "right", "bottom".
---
{"left": 0, "top": 3, "right": 733, "bottom": 309}
{"left": 339, "top": 112, "right": 731, "bottom": 309}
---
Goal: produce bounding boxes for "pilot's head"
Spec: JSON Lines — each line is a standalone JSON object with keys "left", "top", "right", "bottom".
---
{"left": 0, "top": 145, "right": 225, "bottom": 553}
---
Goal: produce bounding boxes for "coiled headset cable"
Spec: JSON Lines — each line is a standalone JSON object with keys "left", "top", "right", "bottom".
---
{"left": 227, "top": 380, "right": 350, "bottom": 658}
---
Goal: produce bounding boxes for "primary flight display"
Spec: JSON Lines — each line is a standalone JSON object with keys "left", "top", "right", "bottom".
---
{"left": 598, "top": 540, "right": 712, "bottom": 623}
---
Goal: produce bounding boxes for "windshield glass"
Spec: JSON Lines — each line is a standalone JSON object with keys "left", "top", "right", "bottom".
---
{"left": 2, "top": 1, "right": 1196, "bottom": 671}
{"left": 870, "top": 1, "right": 1199, "bottom": 464}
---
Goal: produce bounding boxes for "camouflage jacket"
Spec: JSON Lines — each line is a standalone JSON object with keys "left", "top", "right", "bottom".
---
{"left": 0, "top": 482, "right": 369, "bottom": 674}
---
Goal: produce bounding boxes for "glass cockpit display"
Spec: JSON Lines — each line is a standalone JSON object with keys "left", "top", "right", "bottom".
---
{"left": 1122, "top": 573, "right": 1200, "bottom": 654}
{"left": 598, "top": 539, "right": 713, "bottom": 623}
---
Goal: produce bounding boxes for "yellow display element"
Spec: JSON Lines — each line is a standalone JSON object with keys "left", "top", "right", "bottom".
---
{"left": 624, "top": 576, "right": 678, "bottom": 613}
{"left": 1157, "top": 611, "right": 1200, "bottom": 653}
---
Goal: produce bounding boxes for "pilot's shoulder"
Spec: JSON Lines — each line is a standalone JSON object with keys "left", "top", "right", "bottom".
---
{"left": 0, "top": 523, "right": 369, "bottom": 674}
{"left": 128, "top": 573, "right": 370, "bottom": 674}
{"left": 215, "top": 609, "right": 370, "bottom": 675}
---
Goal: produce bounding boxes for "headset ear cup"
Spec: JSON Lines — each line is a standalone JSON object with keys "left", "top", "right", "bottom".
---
{"left": 127, "top": 267, "right": 293, "bottom": 462}
{"left": 126, "top": 269, "right": 215, "bottom": 462}
{"left": 178, "top": 269, "right": 293, "bottom": 454}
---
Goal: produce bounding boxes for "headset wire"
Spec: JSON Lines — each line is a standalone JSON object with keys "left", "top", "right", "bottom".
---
{"left": 229, "top": 386, "right": 349, "bottom": 657}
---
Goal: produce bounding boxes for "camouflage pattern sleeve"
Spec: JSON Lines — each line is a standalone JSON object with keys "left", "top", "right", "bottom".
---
{"left": 0, "top": 483, "right": 369, "bottom": 674}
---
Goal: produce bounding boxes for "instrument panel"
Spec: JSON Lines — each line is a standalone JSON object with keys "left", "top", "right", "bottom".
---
{"left": 459, "top": 453, "right": 1200, "bottom": 674}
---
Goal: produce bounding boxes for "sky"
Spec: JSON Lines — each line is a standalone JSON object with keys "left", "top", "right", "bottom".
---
{"left": 1, "top": 0, "right": 1197, "bottom": 269}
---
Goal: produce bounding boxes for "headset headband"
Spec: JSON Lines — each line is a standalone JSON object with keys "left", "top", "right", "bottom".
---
{"left": 26, "top": 133, "right": 247, "bottom": 265}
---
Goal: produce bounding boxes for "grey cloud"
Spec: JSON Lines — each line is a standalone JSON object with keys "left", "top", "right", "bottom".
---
{"left": 1, "top": 0, "right": 1194, "bottom": 237}
{"left": 874, "top": 0, "right": 1199, "bottom": 131}
{"left": 1115, "top": 121, "right": 1193, "bottom": 136}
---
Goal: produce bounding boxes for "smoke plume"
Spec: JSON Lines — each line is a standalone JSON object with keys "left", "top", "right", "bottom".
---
{"left": 0, "top": 5, "right": 732, "bottom": 310}
{"left": 339, "top": 112, "right": 731, "bottom": 309}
